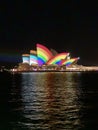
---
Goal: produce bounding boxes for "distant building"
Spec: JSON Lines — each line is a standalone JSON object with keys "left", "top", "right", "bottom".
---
{"left": 22, "top": 43, "right": 79, "bottom": 67}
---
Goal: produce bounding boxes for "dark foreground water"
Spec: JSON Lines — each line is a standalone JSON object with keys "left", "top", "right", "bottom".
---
{"left": 0, "top": 72, "right": 98, "bottom": 130}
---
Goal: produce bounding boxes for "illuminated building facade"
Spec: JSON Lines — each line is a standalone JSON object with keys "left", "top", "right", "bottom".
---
{"left": 22, "top": 43, "right": 80, "bottom": 66}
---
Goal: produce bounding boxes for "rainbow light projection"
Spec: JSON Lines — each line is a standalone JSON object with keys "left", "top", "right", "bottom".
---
{"left": 37, "top": 44, "right": 53, "bottom": 65}
{"left": 22, "top": 43, "right": 80, "bottom": 66}
{"left": 30, "top": 50, "right": 38, "bottom": 65}
{"left": 30, "top": 50, "right": 37, "bottom": 55}
{"left": 47, "top": 53, "right": 69, "bottom": 65}
{"left": 61, "top": 57, "right": 80, "bottom": 66}
{"left": 22, "top": 54, "right": 30, "bottom": 64}
{"left": 30, "top": 55, "right": 38, "bottom": 65}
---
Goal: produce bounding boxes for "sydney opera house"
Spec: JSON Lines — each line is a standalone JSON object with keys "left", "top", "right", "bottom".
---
{"left": 17, "top": 43, "right": 80, "bottom": 71}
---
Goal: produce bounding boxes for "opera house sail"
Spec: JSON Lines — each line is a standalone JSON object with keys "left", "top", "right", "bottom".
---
{"left": 61, "top": 57, "right": 80, "bottom": 66}
{"left": 46, "top": 53, "right": 69, "bottom": 65}
{"left": 30, "top": 50, "right": 38, "bottom": 65}
{"left": 22, "top": 54, "right": 30, "bottom": 64}
{"left": 37, "top": 44, "right": 53, "bottom": 66}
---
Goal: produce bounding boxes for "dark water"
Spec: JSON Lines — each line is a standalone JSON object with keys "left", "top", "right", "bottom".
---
{"left": 0, "top": 72, "right": 98, "bottom": 130}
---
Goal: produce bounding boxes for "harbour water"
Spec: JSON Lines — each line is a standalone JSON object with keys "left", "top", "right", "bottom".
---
{"left": 0, "top": 71, "right": 98, "bottom": 130}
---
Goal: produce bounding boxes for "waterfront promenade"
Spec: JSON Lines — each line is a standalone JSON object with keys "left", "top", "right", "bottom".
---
{"left": 10, "top": 65, "right": 98, "bottom": 73}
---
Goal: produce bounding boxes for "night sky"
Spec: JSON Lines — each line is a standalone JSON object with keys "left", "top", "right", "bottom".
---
{"left": 1, "top": 1, "right": 98, "bottom": 66}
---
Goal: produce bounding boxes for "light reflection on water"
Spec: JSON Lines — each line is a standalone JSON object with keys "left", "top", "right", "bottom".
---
{"left": 10, "top": 72, "right": 82, "bottom": 130}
